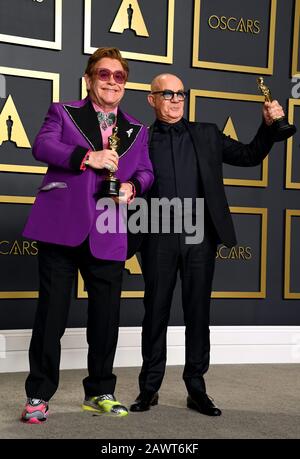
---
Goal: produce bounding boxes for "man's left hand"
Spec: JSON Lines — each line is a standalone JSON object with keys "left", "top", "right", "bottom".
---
{"left": 263, "top": 100, "right": 285, "bottom": 126}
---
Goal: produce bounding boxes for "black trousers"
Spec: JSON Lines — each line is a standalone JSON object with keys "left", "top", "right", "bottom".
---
{"left": 139, "top": 228, "right": 217, "bottom": 397}
{"left": 25, "top": 239, "right": 124, "bottom": 401}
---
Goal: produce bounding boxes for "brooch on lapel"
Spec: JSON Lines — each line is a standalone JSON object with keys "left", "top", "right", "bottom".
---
{"left": 126, "top": 128, "right": 133, "bottom": 138}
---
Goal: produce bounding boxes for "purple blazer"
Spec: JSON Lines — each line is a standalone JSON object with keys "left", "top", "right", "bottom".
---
{"left": 23, "top": 97, "right": 154, "bottom": 261}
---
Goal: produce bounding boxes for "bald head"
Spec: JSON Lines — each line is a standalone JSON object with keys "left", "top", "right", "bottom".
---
{"left": 148, "top": 73, "right": 185, "bottom": 124}
{"left": 150, "top": 73, "right": 184, "bottom": 92}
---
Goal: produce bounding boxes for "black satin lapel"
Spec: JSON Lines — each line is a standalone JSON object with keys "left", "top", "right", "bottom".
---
{"left": 183, "top": 119, "right": 210, "bottom": 185}
{"left": 148, "top": 124, "right": 155, "bottom": 143}
{"left": 63, "top": 99, "right": 103, "bottom": 151}
{"left": 115, "top": 110, "right": 142, "bottom": 157}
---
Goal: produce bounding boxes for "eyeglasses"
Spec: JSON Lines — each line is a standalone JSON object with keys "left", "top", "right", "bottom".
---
{"left": 94, "top": 68, "right": 127, "bottom": 84}
{"left": 151, "top": 90, "right": 187, "bottom": 101}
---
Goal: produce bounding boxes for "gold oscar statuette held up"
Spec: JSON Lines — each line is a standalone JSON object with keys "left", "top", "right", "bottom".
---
{"left": 101, "top": 127, "right": 121, "bottom": 197}
{"left": 257, "top": 76, "right": 296, "bottom": 142}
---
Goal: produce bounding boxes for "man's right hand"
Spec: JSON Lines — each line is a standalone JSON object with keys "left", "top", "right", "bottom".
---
{"left": 87, "top": 149, "right": 119, "bottom": 171}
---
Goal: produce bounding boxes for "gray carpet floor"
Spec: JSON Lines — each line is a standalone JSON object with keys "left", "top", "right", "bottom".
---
{"left": 0, "top": 365, "right": 299, "bottom": 439}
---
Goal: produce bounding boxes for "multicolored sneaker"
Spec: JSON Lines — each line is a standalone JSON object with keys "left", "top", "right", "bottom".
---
{"left": 21, "top": 398, "right": 49, "bottom": 424}
{"left": 82, "top": 394, "right": 128, "bottom": 417}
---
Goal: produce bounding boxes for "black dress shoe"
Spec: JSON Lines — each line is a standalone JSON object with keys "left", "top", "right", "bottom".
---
{"left": 187, "top": 393, "right": 222, "bottom": 416}
{"left": 130, "top": 392, "right": 159, "bottom": 412}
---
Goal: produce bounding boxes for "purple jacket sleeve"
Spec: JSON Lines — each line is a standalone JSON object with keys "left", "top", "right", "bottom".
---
{"left": 32, "top": 103, "right": 87, "bottom": 171}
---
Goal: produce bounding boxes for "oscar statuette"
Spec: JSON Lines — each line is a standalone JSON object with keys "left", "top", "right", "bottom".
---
{"left": 257, "top": 76, "right": 296, "bottom": 141}
{"left": 101, "top": 127, "right": 121, "bottom": 197}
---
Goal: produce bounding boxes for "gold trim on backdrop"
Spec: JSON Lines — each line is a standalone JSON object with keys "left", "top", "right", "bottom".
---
{"left": 212, "top": 207, "right": 268, "bottom": 299}
{"left": 192, "top": 0, "right": 277, "bottom": 74}
{"left": 84, "top": 0, "right": 175, "bottom": 64}
{"left": 189, "top": 89, "right": 268, "bottom": 187}
{"left": 0, "top": 66, "right": 60, "bottom": 175}
{"left": 77, "top": 272, "right": 144, "bottom": 299}
{"left": 0, "top": 196, "right": 37, "bottom": 299}
{"left": 0, "top": 195, "right": 35, "bottom": 204}
{"left": 0, "top": 165, "right": 46, "bottom": 174}
{"left": 0, "top": 0, "right": 62, "bottom": 50}
{"left": 292, "top": 0, "right": 300, "bottom": 76}
{"left": 78, "top": 207, "right": 267, "bottom": 300}
{"left": 81, "top": 77, "right": 151, "bottom": 99}
{"left": 0, "top": 196, "right": 146, "bottom": 300}
{"left": 284, "top": 209, "right": 300, "bottom": 299}
{"left": 0, "top": 292, "right": 38, "bottom": 299}
{"left": 286, "top": 98, "right": 300, "bottom": 189}
{"left": 124, "top": 82, "right": 151, "bottom": 91}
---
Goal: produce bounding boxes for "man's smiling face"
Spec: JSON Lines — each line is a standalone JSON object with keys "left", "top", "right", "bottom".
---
{"left": 84, "top": 57, "right": 126, "bottom": 111}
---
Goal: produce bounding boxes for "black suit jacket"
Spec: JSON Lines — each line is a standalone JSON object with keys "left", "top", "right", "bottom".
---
{"left": 180, "top": 119, "right": 274, "bottom": 246}
{"left": 127, "top": 118, "right": 274, "bottom": 257}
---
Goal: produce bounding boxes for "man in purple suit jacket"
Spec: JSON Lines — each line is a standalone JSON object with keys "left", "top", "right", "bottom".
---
{"left": 21, "top": 47, "right": 153, "bottom": 424}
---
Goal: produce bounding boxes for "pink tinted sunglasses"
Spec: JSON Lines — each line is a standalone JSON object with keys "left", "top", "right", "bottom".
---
{"left": 95, "top": 68, "right": 127, "bottom": 84}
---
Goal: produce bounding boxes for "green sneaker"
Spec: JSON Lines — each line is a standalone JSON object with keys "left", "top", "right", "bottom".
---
{"left": 82, "top": 394, "right": 128, "bottom": 417}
